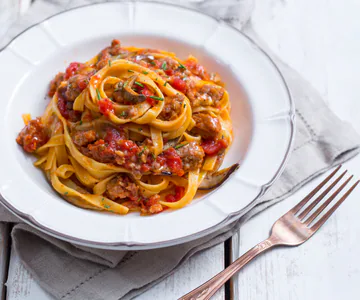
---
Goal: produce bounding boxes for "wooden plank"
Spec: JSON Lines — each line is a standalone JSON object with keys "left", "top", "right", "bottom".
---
{"left": 6, "top": 242, "right": 225, "bottom": 300}
{"left": 141, "top": 243, "right": 225, "bottom": 300}
{"left": 6, "top": 247, "right": 54, "bottom": 300}
{"left": 0, "top": 223, "right": 10, "bottom": 300}
{"left": 232, "top": 167, "right": 360, "bottom": 300}
{"left": 231, "top": 0, "right": 360, "bottom": 299}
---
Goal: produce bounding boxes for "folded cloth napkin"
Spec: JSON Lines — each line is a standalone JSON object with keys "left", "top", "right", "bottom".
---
{"left": 1, "top": 0, "right": 360, "bottom": 299}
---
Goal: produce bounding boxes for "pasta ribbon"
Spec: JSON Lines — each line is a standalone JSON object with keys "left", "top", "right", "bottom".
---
{"left": 16, "top": 40, "right": 233, "bottom": 215}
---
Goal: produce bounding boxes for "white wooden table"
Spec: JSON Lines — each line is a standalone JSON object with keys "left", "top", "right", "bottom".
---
{"left": 2, "top": 0, "right": 360, "bottom": 299}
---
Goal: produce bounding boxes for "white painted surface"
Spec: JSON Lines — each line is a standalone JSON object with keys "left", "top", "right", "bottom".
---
{"left": 4, "top": 0, "right": 360, "bottom": 299}
{"left": 233, "top": 0, "right": 360, "bottom": 299}
{"left": 233, "top": 172, "right": 360, "bottom": 300}
{"left": 0, "top": 223, "right": 10, "bottom": 300}
{"left": 139, "top": 245, "right": 225, "bottom": 300}
{"left": 6, "top": 244, "right": 224, "bottom": 300}
{"left": 6, "top": 249, "right": 54, "bottom": 300}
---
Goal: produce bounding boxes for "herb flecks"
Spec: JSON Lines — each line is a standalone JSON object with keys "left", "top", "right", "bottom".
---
{"left": 178, "top": 62, "right": 186, "bottom": 70}
{"left": 161, "top": 61, "right": 167, "bottom": 71}
{"left": 138, "top": 146, "right": 147, "bottom": 157}
{"left": 150, "top": 61, "right": 156, "bottom": 66}
{"left": 96, "top": 88, "right": 101, "bottom": 100}
{"left": 64, "top": 191, "right": 69, "bottom": 196}
{"left": 142, "top": 71, "right": 149, "bottom": 75}
{"left": 151, "top": 152, "right": 156, "bottom": 160}
{"left": 108, "top": 60, "right": 112, "bottom": 67}
{"left": 79, "top": 120, "right": 83, "bottom": 125}
{"left": 149, "top": 95, "right": 164, "bottom": 101}
{"left": 121, "top": 111, "right": 127, "bottom": 117}
{"left": 128, "top": 69, "right": 134, "bottom": 73}
{"left": 175, "top": 143, "right": 188, "bottom": 149}
{"left": 134, "top": 81, "right": 144, "bottom": 88}
{"left": 163, "top": 81, "right": 168, "bottom": 87}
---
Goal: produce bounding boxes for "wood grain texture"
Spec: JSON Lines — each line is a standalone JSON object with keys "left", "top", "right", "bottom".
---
{"left": 139, "top": 244, "right": 225, "bottom": 300}
{"left": 6, "top": 244, "right": 225, "bottom": 300}
{"left": 232, "top": 2, "right": 360, "bottom": 298}
{"left": 0, "top": 223, "right": 10, "bottom": 300}
{"left": 6, "top": 248, "right": 54, "bottom": 300}
{"left": 233, "top": 173, "right": 360, "bottom": 300}
{"left": 4, "top": 0, "right": 360, "bottom": 299}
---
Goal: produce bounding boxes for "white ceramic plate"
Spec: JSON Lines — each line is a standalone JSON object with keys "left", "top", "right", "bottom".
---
{"left": 0, "top": 1, "right": 294, "bottom": 250}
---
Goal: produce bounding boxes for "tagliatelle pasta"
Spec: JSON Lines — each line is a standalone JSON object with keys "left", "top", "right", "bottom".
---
{"left": 16, "top": 39, "right": 232, "bottom": 215}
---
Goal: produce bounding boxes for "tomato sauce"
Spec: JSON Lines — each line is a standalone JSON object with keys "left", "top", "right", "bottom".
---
{"left": 99, "top": 98, "right": 115, "bottom": 117}
{"left": 133, "top": 83, "right": 157, "bottom": 106}
{"left": 64, "top": 62, "right": 85, "bottom": 80}
{"left": 16, "top": 118, "right": 48, "bottom": 153}
{"left": 185, "top": 57, "right": 210, "bottom": 80}
{"left": 157, "top": 148, "right": 184, "bottom": 176}
{"left": 165, "top": 186, "right": 185, "bottom": 202}
{"left": 90, "top": 74, "right": 101, "bottom": 86}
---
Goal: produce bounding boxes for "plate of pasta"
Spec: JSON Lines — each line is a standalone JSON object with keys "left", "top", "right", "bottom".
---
{"left": 0, "top": 2, "right": 294, "bottom": 249}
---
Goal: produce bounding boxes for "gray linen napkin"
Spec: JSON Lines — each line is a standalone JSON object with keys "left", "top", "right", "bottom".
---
{"left": 1, "top": 1, "right": 360, "bottom": 299}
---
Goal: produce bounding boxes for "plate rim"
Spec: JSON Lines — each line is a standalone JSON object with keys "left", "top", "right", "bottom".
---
{"left": 0, "top": 0, "right": 295, "bottom": 250}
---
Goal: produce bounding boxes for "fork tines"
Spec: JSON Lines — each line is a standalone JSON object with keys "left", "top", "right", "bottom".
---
{"left": 291, "top": 165, "right": 359, "bottom": 230}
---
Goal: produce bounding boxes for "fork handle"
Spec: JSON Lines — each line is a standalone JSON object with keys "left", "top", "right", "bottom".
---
{"left": 178, "top": 237, "right": 276, "bottom": 300}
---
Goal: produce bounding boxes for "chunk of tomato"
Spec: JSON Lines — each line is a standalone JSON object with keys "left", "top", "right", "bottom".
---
{"left": 165, "top": 69, "right": 174, "bottom": 76}
{"left": 119, "top": 140, "right": 139, "bottom": 155}
{"left": 165, "top": 194, "right": 177, "bottom": 202}
{"left": 98, "top": 98, "right": 114, "bottom": 117}
{"left": 201, "top": 139, "right": 228, "bottom": 156}
{"left": 162, "top": 148, "right": 184, "bottom": 176}
{"left": 141, "top": 86, "right": 157, "bottom": 106}
{"left": 165, "top": 185, "right": 185, "bottom": 202}
{"left": 171, "top": 77, "right": 187, "bottom": 93}
{"left": 65, "top": 62, "right": 84, "bottom": 80}
{"left": 141, "top": 164, "right": 151, "bottom": 173}
{"left": 175, "top": 186, "right": 185, "bottom": 199}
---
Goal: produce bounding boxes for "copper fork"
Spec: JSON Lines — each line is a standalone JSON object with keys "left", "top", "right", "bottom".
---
{"left": 179, "top": 165, "right": 359, "bottom": 300}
